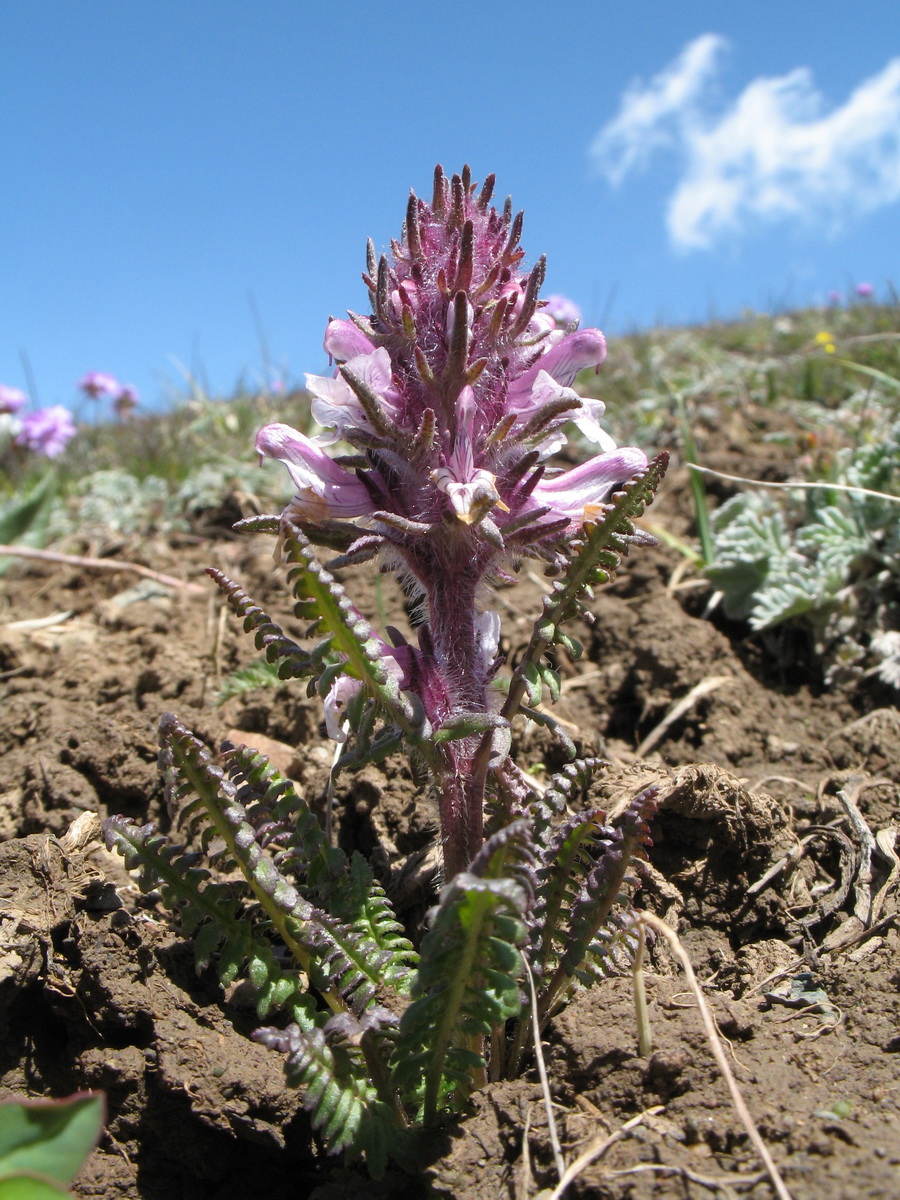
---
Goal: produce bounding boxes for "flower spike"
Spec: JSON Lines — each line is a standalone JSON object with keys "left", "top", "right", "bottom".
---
{"left": 255, "top": 169, "right": 649, "bottom": 839}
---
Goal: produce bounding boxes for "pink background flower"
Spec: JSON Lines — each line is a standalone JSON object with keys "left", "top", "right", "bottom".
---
{"left": 16, "top": 405, "right": 77, "bottom": 457}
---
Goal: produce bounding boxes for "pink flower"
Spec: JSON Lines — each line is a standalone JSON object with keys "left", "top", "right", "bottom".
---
{"left": 255, "top": 422, "right": 377, "bottom": 521}
{"left": 257, "top": 169, "right": 652, "bottom": 727}
{"left": 78, "top": 371, "right": 121, "bottom": 399}
{"left": 855, "top": 282, "right": 874, "bottom": 299}
{"left": 0, "top": 385, "right": 28, "bottom": 414}
{"left": 431, "top": 386, "right": 504, "bottom": 524}
{"left": 323, "top": 646, "right": 411, "bottom": 742}
{"left": 16, "top": 405, "right": 77, "bottom": 457}
{"left": 542, "top": 294, "right": 582, "bottom": 326}
{"left": 250, "top": 167, "right": 663, "bottom": 883}
{"left": 525, "top": 448, "right": 649, "bottom": 531}
{"left": 305, "top": 348, "right": 400, "bottom": 443}
{"left": 324, "top": 318, "right": 377, "bottom": 363}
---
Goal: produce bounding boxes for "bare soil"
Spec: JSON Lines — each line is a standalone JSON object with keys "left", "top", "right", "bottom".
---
{"left": 1, "top": 441, "right": 899, "bottom": 1198}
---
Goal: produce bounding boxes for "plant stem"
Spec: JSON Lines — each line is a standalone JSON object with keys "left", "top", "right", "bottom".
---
{"left": 437, "top": 761, "right": 485, "bottom": 879}
{"left": 632, "top": 921, "right": 652, "bottom": 1057}
{"left": 423, "top": 554, "right": 489, "bottom": 876}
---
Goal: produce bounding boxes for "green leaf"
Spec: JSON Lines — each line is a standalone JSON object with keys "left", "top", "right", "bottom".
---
{"left": 160, "top": 716, "right": 414, "bottom": 1015}
{"left": 0, "top": 473, "right": 58, "bottom": 577}
{"left": 519, "top": 704, "right": 576, "bottom": 758}
{"left": 0, "top": 1174, "right": 73, "bottom": 1199}
{"left": 0, "top": 1094, "right": 103, "bottom": 1187}
{"left": 214, "top": 658, "right": 283, "bottom": 705}
{"left": 503, "top": 454, "right": 668, "bottom": 728}
{"left": 279, "top": 520, "right": 424, "bottom": 739}
{"left": 539, "top": 664, "right": 561, "bottom": 705}
{"left": 519, "top": 661, "right": 543, "bottom": 706}
{"left": 262, "top": 1022, "right": 401, "bottom": 1173}
{"left": 207, "top": 569, "right": 320, "bottom": 684}
{"left": 432, "top": 712, "right": 508, "bottom": 745}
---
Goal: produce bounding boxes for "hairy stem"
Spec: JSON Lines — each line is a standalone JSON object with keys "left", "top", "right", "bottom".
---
{"left": 423, "top": 552, "right": 490, "bottom": 876}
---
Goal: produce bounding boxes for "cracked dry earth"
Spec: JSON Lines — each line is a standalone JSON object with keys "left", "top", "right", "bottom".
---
{"left": 1, "top": 458, "right": 899, "bottom": 1199}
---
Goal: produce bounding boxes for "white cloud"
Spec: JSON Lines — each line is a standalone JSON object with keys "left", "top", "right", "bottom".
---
{"left": 591, "top": 37, "right": 900, "bottom": 249}
{"left": 591, "top": 34, "right": 727, "bottom": 187}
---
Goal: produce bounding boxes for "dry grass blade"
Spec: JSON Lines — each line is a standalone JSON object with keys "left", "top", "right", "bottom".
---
{"left": 687, "top": 463, "right": 900, "bottom": 506}
{"left": 631, "top": 919, "right": 652, "bottom": 1057}
{"left": 607, "top": 1162, "right": 767, "bottom": 1197}
{"left": 872, "top": 827, "right": 900, "bottom": 924}
{"left": 542, "top": 1106, "right": 664, "bottom": 1200}
{"left": 837, "top": 783, "right": 879, "bottom": 924}
{"left": 637, "top": 912, "right": 794, "bottom": 1200}
{"left": 3, "top": 610, "right": 74, "bottom": 632}
{"left": 523, "top": 956, "right": 565, "bottom": 1184}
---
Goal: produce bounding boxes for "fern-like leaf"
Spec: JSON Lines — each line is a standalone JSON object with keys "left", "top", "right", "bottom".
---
{"left": 555, "top": 784, "right": 659, "bottom": 991}
{"left": 325, "top": 852, "right": 419, "bottom": 995}
{"left": 391, "top": 822, "right": 534, "bottom": 1123}
{"left": 280, "top": 518, "right": 429, "bottom": 743}
{"left": 207, "top": 567, "right": 324, "bottom": 681}
{"left": 255, "top": 1014, "right": 402, "bottom": 1174}
{"left": 102, "top": 816, "right": 305, "bottom": 1016}
{"left": 160, "top": 713, "right": 414, "bottom": 1015}
{"left": 220, "top": 741, "right": 345, "bottom": 892}
{"left": 530, "top": 808, "right": 613, "bottom": 978}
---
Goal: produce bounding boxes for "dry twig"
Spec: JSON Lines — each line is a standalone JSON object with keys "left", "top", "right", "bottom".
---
{"left": 635, "top": 676, "right": 731, "bottom": 758}
{"left": 0, "top": 543, "right": 207, "bottom": 594}
{"left": 543, "top": 1106, "right": 664, "bottom": 1200}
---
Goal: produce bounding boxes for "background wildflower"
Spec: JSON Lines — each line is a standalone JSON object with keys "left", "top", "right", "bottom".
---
{"left": 114, "top": 385, "right": 140, "bottom": 418}
{"left": 16, "top": 405, "right": 77, "bottom": 457}
{"left": 78, "top": 371, "right": 121, "bottom": 399}
{"left": 0, "top": 385, "right": 28, "bottom": 414}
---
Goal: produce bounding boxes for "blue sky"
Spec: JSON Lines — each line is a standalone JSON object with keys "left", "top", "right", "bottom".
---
{"left": 2, "top": 2, "right": 899, "bottom": 414}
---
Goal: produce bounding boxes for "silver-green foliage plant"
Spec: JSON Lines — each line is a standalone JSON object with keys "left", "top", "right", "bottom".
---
{"left": 705, "top": 419, "right": 900, "bottom": 684}
{"left": 103, "top": 166, "right": 666, "bottom": 1173}
{"left": 44, "top": 459, "right": 269, "bottom": 542}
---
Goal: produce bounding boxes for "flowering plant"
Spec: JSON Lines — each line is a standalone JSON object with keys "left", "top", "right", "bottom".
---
{"left": 0, "top": 385, "right": 28, "bottom": 415}
{"left": 77, "top": 371, "right": 140, "bottom": 417}
{"left": 15, "top": 405, "right": 77, "bottom": 458}
{"left": 104, "top": 167, "right": 667, "bottom": 1172}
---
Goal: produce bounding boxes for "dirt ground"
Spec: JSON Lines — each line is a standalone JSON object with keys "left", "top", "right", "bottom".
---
{"left": 1, "top": 429, "right": 899, "bottom": 1198}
